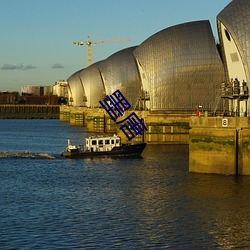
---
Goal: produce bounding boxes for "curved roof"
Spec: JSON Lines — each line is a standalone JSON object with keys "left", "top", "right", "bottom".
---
{"left": 99, "top": 46, "right": 140, "bottom": 108}
{"left": 217, "top": 0, "right": 250, "bottom": 83}
{"left": 134, "top": 20, "right": 225, "bottom": 111}
{"left": 67, "top": 69, "right": 85, "bottom": 106}
{"left": 79, "top": 61, "right": 104, "bottom": 108}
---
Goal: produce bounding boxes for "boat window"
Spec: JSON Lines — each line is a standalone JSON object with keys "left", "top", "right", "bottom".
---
{"left": 116, "top": 139, "right": 120, "bottom": 144}
{"left": 111, "top": 139, "right": 114, "bottom": 144}
{"left": 92, "top": 140, "right": 97, "bottom": 145}
{"left": 98, "top": 140, "right": 103, "bottom": 145}
{"left": 105, "top": 140, "right": 110, "bottom": 144}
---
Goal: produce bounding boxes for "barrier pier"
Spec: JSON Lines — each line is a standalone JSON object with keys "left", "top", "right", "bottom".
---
{"left": 59, "top": 106, "right": 190, "bottom": 144}
{"left": 189, "top": 117, "right": 250, "bottom": 175}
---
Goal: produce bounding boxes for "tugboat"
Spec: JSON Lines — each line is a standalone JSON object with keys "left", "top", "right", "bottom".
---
{"left": 61, "top": 134, "right": 146, "bottom": 158}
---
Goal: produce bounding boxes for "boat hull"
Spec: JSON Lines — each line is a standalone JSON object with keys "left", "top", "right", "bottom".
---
{"left": 62, "top": 142, "right": 146, "bottom": 159}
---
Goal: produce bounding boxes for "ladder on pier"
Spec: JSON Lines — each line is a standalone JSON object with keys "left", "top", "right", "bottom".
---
{"left": 212, "top": 89, "right": 222, "bottom": 116}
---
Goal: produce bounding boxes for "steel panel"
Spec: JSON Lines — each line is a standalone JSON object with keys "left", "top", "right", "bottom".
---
{"left": 79, "top": 61, "right": 105, "bottom": 108}
{"left": 217, "top": 0, "right": 250, "bottom": 115}
{"left": 67, "top": 69, "right": 85, "bottom": 106}
{"left": 98, "top": 46, "right": 141, "bottom": 108}
{"left": 134, "top": 20, "right": 225, "bottom": 111}
{"left": 217, "top": 0, "right": 250, "bottom": 83}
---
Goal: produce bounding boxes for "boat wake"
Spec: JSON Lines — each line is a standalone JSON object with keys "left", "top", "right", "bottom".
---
{"left": 0, "top": 151, "right": 55, "bottom": 159}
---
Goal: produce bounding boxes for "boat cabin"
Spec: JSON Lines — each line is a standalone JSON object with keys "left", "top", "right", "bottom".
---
{"left": 85, "top": 135, "right": 121, "bottom": 152}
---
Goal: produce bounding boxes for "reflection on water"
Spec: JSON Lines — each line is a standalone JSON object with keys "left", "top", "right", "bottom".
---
{"left": 186, "top": 174, "right": 250, "bottom": 248}
{"left": 0, "top": 120, "right": 250, "bottom": 249}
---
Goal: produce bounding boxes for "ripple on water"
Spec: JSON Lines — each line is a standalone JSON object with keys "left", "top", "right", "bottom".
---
{"left": 0, "top": 120, "right": 250, "bottom": 249}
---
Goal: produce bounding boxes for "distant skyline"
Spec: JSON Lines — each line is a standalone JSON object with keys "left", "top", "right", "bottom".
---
{"left": 0, "top": 0, "right": 232, "bottom": 92}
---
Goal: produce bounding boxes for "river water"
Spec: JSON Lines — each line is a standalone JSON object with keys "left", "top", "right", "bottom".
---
{"left": 0, "top": 119, "right": 250, "bottom": 249}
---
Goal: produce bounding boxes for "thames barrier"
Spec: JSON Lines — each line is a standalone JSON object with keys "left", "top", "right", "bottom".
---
{"left": 63, "top": 0, "right": 250, "bottom": 175}
{"left": 1, "top": 0, "right": 248, "bottom": 175}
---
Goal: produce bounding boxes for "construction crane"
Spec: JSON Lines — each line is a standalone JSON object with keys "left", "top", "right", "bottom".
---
{"left": 73, "top": 35, "right": 129, "bottom": 66}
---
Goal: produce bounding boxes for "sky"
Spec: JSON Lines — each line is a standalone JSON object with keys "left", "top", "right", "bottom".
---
{"left": 0, "top": 0, "right": 232, "bottom": 92}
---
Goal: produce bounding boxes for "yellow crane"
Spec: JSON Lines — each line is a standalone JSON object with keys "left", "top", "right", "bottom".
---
{"left": 73, "top": 35, "right": 129, "bottom": 66}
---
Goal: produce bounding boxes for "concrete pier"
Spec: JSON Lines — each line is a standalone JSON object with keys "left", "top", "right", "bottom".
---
{"left": 84, "top": 109, "right": 116, "bottom": 133}
{"left": 189, "top": 117, "right": 250, "bottom": 175}
{"left": 145, "top": 112, "right": 189, "bottom": 144}
{"left": 59, "top": 106, "right": 190, "bottom": 144}
{"left": 60, "top": 106, "right": 250, "bottom": 175}
{"left": 59, "top": 105, "right": 71, "bottom": 122}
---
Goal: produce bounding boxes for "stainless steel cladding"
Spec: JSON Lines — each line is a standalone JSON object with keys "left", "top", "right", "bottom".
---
{"left": 79, "top": 61, "right": 105, "bottom": 108}
{"left": 68, "top": 21, "right": 227, "bottom": 112}
{"left": 133, "top": 20, "right": 225, "bottom": 112}
{"left": 217, "top": 0, "right": 250, "bottom": 89}
{"left": 98, "top": 46, "right": 140, "bottom": 108}
{"left": 67, "top": 69, "right": 85, "bottom": 106}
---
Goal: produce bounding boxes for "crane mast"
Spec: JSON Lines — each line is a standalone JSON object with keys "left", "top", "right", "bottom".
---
{"left": 73, "top": 35, "right": 129, "bottom": 66}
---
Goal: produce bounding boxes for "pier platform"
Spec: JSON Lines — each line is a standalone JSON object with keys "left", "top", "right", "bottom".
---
{"left": 189, "top": 117, "right": 250, "bottom": 175}
{"left": 59, "top": 106, "right": 190, "bottom": 144}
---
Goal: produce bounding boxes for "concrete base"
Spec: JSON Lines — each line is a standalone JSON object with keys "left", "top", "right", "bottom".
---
{"left": 59, "top": 106, "right": 71, "bottom": 122}
{"left": 189, "top": 117, "right": 250, "bottom": 175}
{"left": 59, "top": 106, "right": 190, "bottom": 145}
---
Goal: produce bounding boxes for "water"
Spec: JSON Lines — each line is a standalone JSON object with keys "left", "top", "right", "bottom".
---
{"left": 0, "top": 119, "right": 250, "bottom": 249}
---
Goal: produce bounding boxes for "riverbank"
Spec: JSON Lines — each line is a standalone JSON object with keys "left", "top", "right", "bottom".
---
{"left": 0, "top": 104, "right": 59, "bottom": 119}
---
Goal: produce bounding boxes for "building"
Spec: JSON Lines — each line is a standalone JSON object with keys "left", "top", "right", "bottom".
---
{"left": 21, "top": 86, "right": 53, "bottom": 96}
{"left": 0, "top": 92, "right": 19, "bottom": 104}
{"left": 53, "top": 80, "right": 68, "bottom": 98}
{"left": 21, "top": 85, "right": 58, "bottom": 105}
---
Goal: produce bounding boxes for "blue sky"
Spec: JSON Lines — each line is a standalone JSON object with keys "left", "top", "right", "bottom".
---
{"left": 0, "top": 0, "right": 231, "bottom": 92}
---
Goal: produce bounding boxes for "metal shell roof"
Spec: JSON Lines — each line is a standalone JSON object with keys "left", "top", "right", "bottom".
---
{"left": 217, "top": 0, "right": 250, "bottom": 84}
{"left": 133, "top": 20, "right": 225, "bottom": 111}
